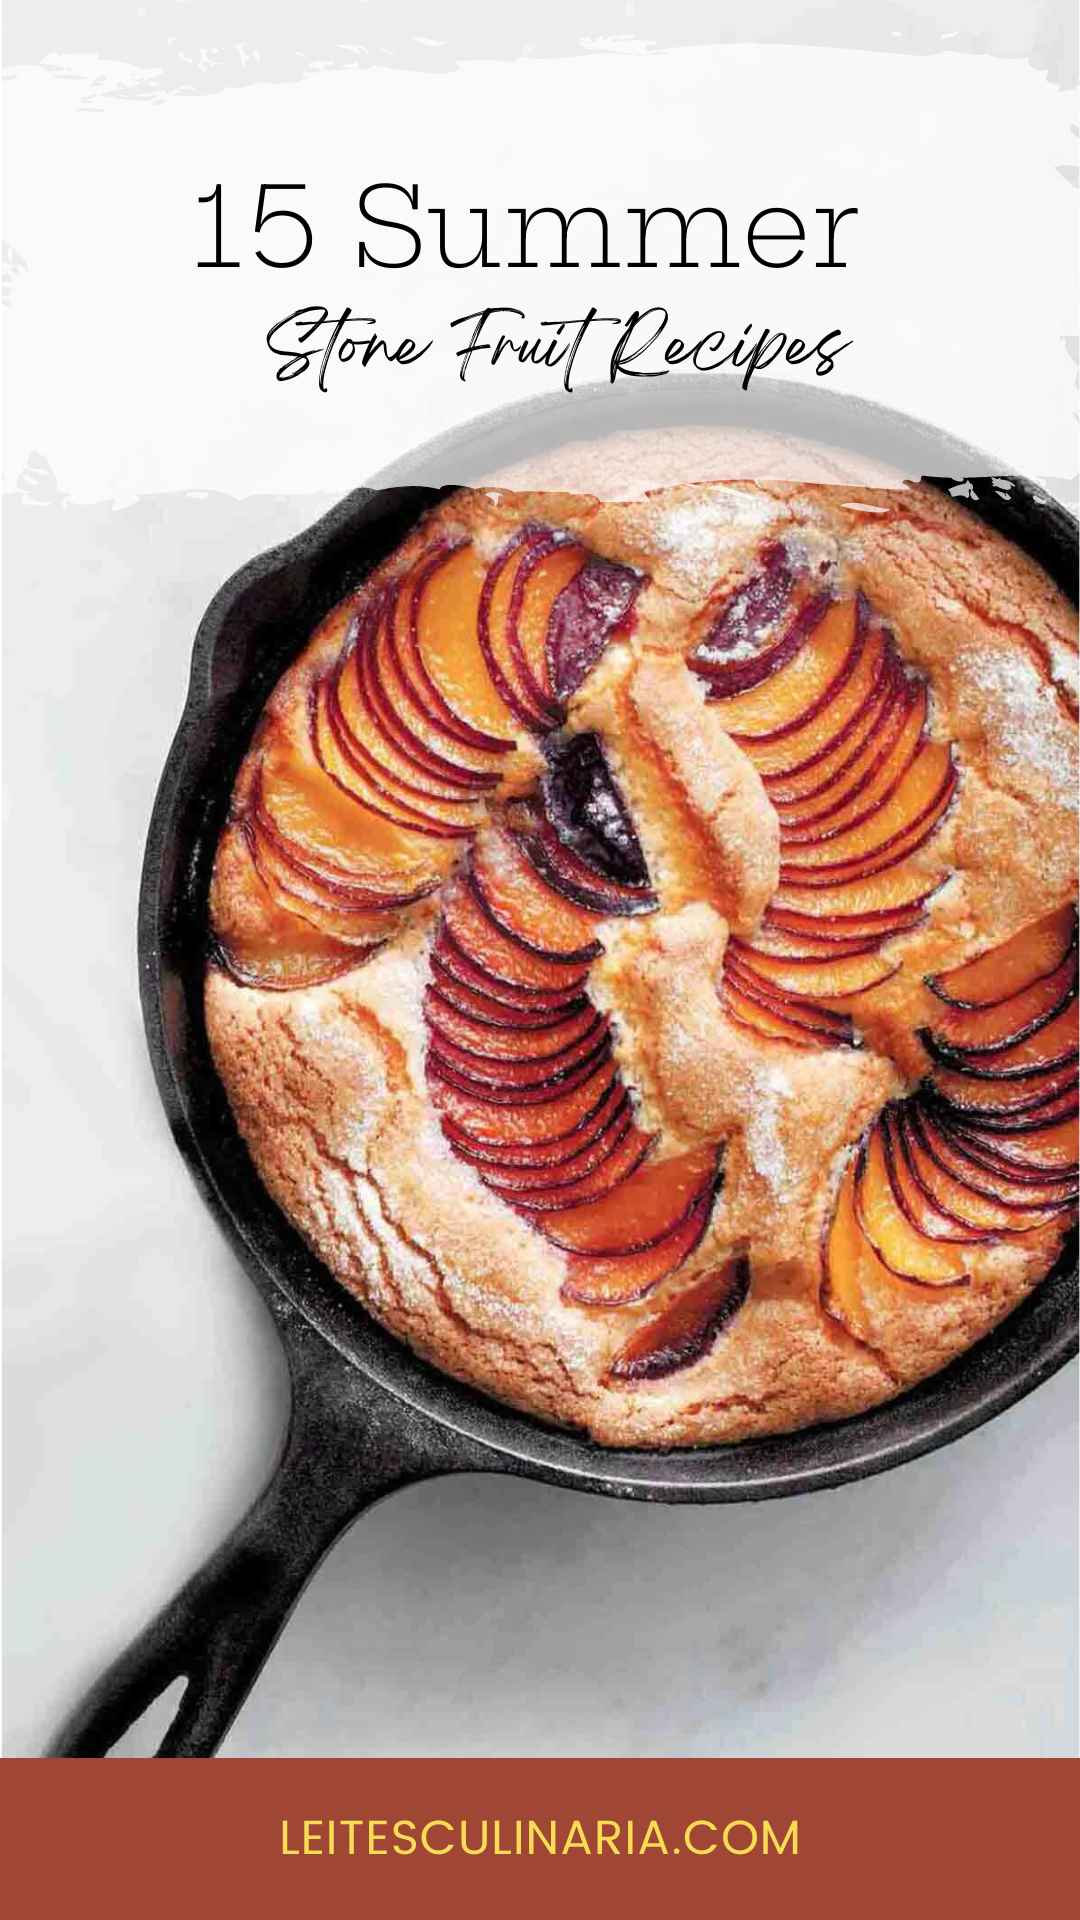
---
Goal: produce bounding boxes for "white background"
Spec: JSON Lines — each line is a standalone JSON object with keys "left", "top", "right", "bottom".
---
{"left": 3, "top": 13, "right": 1077, "bottom": 1757}
{"left": 4, "top": 37, "right": 1077, "bottom": 499}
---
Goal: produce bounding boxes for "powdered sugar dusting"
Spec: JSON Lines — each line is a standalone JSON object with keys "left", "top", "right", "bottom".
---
{"left": 653, "top": 488, "right": 779, "bottom": 588}
{"left": 745, "top": 1064, "right": 795, "bottom": 1198}
{"left": 956, "top": 641, "right": 1078, "bottom": 810}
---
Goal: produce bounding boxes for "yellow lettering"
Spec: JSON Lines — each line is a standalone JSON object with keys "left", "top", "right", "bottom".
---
{"left": 562, "top": 1819, "right": 590, "bottom": 1855}
{"left": 723, "top": 1820, "right": 758, "bottom": 1855}
{"left": 392, "top": 1819, "right": 416, "bottom": 1857}
{"left": 685, "top": 1820, "right": 717, "bottom": 1856}
{"left": 639, "top": 1819, "right": 668, "bottom": 1855}
{"left": 280, "top": 1820, "right": 300, "bottom": 1857}
{"left": 764, "top": 1819, "right": 799, "bottom": 1856}
{"left": 596, "top": 1820, "right": 621, "bottom": 1855}
{"left": 302, "top": 1819, "right": 323, "bottom": 1856}
{"left": 421, "top": 1820, "right": 453, "bottom": 1856}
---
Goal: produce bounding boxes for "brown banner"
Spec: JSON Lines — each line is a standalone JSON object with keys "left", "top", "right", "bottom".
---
{"left": 4, "top": 1758, "right": 1075, "bottom": 1916}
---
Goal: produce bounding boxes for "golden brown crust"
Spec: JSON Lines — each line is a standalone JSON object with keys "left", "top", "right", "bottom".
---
{"left": 206, "top": 477, "right": 1077, "bottom": 1448}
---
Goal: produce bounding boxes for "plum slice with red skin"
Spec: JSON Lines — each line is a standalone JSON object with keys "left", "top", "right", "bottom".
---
{"left": 426, "top": 1028, "right": 614, "bottom": 1102}
{"left": 779, "top": 677, "right": 928, "bottom": 845}
{"left": 607, "top": 1255, "right": 750, "bottom": 1383}
{"left": 780, "top": 759, "right": 959, "bottom": 888}
{"left": 404, "top": 545, "right": 516, "bottom": 755}
{"left": 561, "top": 1183, "right": 720, "bottom": 1308}
{"left": 336, "top": 609, "right": 494, "bottom": 803}
{"left": 427, "top": 1017, "right": 611, "bottom": 1086}
{"left": 761, "top": 633, "right": 895, "bottom": 795}
{"left": 423, "top": 988, "right": 604, "bottom": 1058}
{"left": 370, "top": 589, "right": 502, "bottom": 788}
{"left": 310, "top": 679, "right": 474, "bottom": 840}
{"left": 922, "top": 949, "right": 1078, "bottom": 1058}
{"left": 907, "top": 1103, "right": 1073, "bottom": 1223}
{"left": 546, "top": 555, "right": 643, "bottom": 702}
{"left": 931, "top": 1112, "right": 1079, "bottom": 1193}
{"left": 324, "top": 674, "right": 484, "bottom": 832}
{"left": 541, "top": 1145, "right": 721, "bottom": 1257}
{"left": 513, "top": 822, "right": 657, "bottom": 918}
{"left": 541, "top": 732, "right": 652, "bottom": 890}
{"left": 505, "top": 531, "right": 578, "bottom": 723}
{"left": 689, "top": 542, "right": 797, "bottom": 690}
{"left": 919, "top": 989, "right": 1078, "bottom": 1080}
{"left": 728, "top": 938, "right": 898, "bottom": 1001}
{"left": 441, "top": 1083, "right": 631, "bottom": 1171}
{"left": 432, "top": 930, "right": 586, "bottom": 1014}
{"left": 427, "top": 958, "right": 589, "bottom": 1030}
{"left": 428, "top": 1052, "right": 619, "bottom": 1146}
{"left": 469, "top": 828, "right": 603, "bottom": 964}
{"left": 723, "top": 953, "right": 856, "bottom": 1039}
{"left": 441, "top": 877, "right": 591, "bottom": 992}
{"left": 721, "top": 975, "right": 855, "bottom": 1051}
{"left": 853, "top": 1119, "right": 971, "bottom": 1285}
{"left": 488, "top": 1123, "right": 655, "bottom": 1213}
{"left": 477, "top": 534, "right": 556, "bottom": 731}
{"left": 927, "top": 1060, "right": 1079, "bottom": 1119}
{"left": 920, "top": 1110, "right": 1077, "bottom": 1208}
{"left": 926, "top": 904, "right": 1078, "bottom": 1010}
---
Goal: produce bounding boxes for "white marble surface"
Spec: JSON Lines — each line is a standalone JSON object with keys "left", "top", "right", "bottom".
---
{"left": 3, "top": 491, "right": 1076, "bottom": 1759}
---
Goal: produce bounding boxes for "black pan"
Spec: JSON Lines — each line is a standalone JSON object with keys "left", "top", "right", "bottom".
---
{"left": 51, "top": 380, "right": 1078, "bottom": 1758}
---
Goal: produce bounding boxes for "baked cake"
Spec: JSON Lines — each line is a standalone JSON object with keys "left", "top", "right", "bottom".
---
{"left": 205, "top": 478, "right": 1078, "bottom": 1447}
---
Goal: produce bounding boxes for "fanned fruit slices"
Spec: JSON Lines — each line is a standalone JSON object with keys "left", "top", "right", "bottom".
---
{"left": 423, "top": 742, "right": 727, "bottom": 1313}
{"left": 823, "top": 908, "right": 1078, "bottom": 1334}
{"left": 691, "top": 549, "right": 957, "bottom": 1049}
{"left": 211, "top": 528, "right": 646, "bottom": 990}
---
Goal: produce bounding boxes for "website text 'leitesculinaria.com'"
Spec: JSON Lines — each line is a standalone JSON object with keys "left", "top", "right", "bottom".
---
{"left": 281, "top": 1816, "right": 799, "bottom": 1859}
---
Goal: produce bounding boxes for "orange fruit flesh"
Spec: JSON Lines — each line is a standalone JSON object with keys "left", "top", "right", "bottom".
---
{"left": 855, "top": 1123, "right": 970, "bottom": 1284}
{"left": 781, "top": 764, "right": 956, "bottom": 887}
{"left": 442, "top": 878, "right": 590, "bottom": 991}
{"left": 722, "top": 977, "right": 837, "bottom": 1050}
{"left": 481, "top": 542, "right": 550, "bottom": 725}
{"left": 930, "top": 953, "right": 1077, "bottom": 1054}
{"left": 415, "top": 545, "right": 519, "bottom": 746}
{"left": 249, "top": 820, "right": 401, "bottom": 943}
{"left": 313, "top": 680, "right": 476, "bottom": 835}
{"left": 733, "top": 944, "right": 896, "bottom": 1000}
{"left": 925, "top": 1115, "right": 1077, "bottom": 1206}
{"left": 780, "top": 680, "right": 927, "bottom": 842}
{"left": 772, "top": 866, "right": 947, "bottom": 921}
{"left": 744, "top": 611, "right": 875, "bottom": 777}
{"left": 901, "top": 1111, "right": 1058, "bottom": 1234}
{"left": 424, "top": 990, "right": 602, "bottom": 1062}
{"left": 712, "top": 602, "right": 858, "bottom": 740}
{"left": 760, "top": 633, "right": 891, "bottom": 792}
{"left": 543, "top": 1145, "right": 719, "bottom": 1254}
{"left": 379, "top": 595, "right": 502, "bottom": 777}
{"left": 211, "top": 824, "right": 370, "bottom": 989}
{"left": 495, "top": 1123, "right": 653, "bottom": 1213}
{"left": 471, "top": 828, "right": 600, "bottom": 955}
{"left": 428, "top": 1056, "right": 617, "bottom": 1147}
{"left": 781, "top": 741, "right": 952, "bottom": 869}
{"left": 929, "top": 904, "right": 1078, "bottom": 1008}
{"left": 336, "top": 640, "right": 488, "bottom": 803}
{"left": 259, "top": 727, "right": 453, "bottom": 889}
{"left": 514, "top": 543, "right": 585, "bottom": 705}
{"left": 822, "top": 1160, "right": 898, "bottom": 1339}
{"left": 561, "top": 1190, "right": 715, "bottom": 1307}
{"left": 607, "top": 1256, "right": 748, "bottom": 1381}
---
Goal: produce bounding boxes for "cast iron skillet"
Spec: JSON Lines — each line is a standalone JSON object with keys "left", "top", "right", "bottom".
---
{"left": 51, "top": 379, "right": 1078, "bottom": 1758}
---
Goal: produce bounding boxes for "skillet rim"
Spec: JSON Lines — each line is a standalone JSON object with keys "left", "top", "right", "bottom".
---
{"left": 138, "top": 378, "right": 1079, "bottom": 1503}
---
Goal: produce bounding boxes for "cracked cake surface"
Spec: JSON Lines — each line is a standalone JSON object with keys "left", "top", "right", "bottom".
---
{"left": 205, "top": 477, "right": 1078, "bottom": 1448}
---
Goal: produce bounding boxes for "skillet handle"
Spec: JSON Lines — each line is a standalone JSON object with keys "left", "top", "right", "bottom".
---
{"left": 49, "top": 1314, "right": 492, "bottom": 1757}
